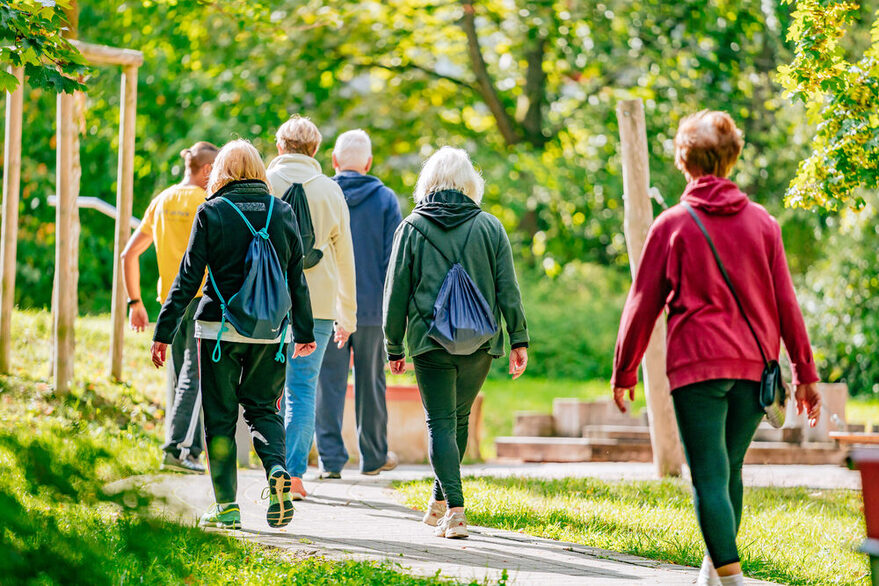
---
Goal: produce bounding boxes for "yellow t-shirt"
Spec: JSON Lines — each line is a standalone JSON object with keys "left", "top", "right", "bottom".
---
{"left": 140, "top": 184, "right": 207, "bottom": 303}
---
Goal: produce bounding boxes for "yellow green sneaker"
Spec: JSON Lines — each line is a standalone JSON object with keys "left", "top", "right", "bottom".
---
{"left": 264, "top": 465, "right": 294, "bottom": 528}
{"left": 199, "top": 503, "right": 241, "bottom": 530}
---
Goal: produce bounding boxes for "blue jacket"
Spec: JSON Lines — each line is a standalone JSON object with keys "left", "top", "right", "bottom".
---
{"left": 334, "top": 171, "right": 402, "bottom": 326}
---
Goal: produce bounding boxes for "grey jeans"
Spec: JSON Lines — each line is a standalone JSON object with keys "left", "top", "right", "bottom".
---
{"left": 316, "top": 325, "right": 389, "bottom": 473}
{"left": 163, "top": 298, "right": 203, "bottom": 459}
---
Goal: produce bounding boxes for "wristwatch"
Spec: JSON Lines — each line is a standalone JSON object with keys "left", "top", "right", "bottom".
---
{"left": 127, "top": 298, "right": 141, "bottom": 307}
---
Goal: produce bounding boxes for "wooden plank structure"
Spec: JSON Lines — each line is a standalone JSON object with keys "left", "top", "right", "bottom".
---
{"left": 0, "top": 41, "right": 142, "bottom": 390}
{"left": 616, "top": 99, "right": 684, "bottom": 477}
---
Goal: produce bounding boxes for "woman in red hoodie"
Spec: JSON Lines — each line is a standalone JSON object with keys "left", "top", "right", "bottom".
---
{"left": 611, "top": 110, "right": 821, "bottom": 586}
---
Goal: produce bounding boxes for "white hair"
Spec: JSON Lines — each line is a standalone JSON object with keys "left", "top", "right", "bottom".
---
{"left": 414, "top": 146, "right": 484, "bottom": 204}
{"left": 333, "top": 129, "right": 372, "bottom": 170}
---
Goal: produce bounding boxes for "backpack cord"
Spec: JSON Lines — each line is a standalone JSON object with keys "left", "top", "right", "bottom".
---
{"left": 274, "top": 273, "right": 290, "bottom": 364}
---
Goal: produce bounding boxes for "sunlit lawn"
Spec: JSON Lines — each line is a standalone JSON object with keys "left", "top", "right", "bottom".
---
{"left": 396, "top": 476, "right": 869, "bottom": 585}
{"left": 0, "top": 310, "right": 461, "bottom": 585}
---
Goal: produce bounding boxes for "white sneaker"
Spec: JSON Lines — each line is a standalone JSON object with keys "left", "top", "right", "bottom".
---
{"left": 422, "top": 498, "right": 447, "bottom": 526}
{"left": 434, "top": 510, "right": 469, "bottom": 539}
{"left": 698, "top": 555, "right": 721, "bottom": 586}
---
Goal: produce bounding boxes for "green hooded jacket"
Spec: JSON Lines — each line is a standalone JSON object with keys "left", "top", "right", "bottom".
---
{"left": 382, "top": 189, "right": 529, "bottom": 360}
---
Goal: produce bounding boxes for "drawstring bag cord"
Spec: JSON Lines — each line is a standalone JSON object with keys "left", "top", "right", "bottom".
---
{"left": 212, "top": 303, "right": 229, "bottom": 363}
{"left": 274, "top": 273, "right": 290, "bottom": 363}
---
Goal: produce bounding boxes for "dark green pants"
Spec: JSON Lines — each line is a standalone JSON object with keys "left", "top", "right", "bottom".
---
{"left": 672, "top": 379, "right": 764, "bottom": 568}
{"left": 413, "top": 349, "right": 492, "bottom": 509}
{"left": 198, "top": 339, "right": 287, "bottom": 504}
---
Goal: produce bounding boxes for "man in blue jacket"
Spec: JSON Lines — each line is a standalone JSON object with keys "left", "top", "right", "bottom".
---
{"left": 316, "top": 129, "right": 402, "bottom": 477}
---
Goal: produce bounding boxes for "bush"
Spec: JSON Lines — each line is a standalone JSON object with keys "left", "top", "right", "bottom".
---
{"left": 800, "top": 196, "right": 879, "bottom": 396}
{"left": 492, "top": 262, "right": 629, "bottom": 380}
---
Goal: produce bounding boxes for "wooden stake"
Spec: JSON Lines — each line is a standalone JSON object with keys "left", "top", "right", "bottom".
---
{"left": 616, "top": 99, "right": 683, "bottom": 477}
{"left": 54, "top": 92, "right": 77, "bottom": 392}
{"left": 0, "top": 67, "right": 24, "bottom": 373}
{"left": 109, "top": 65, "right": 138, "bottom": 380}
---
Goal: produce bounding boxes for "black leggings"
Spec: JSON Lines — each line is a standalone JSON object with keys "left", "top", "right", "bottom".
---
{"left": 672, "top": 379, "right": 764, "bottom": 568}
{"left": 412, "top": 349, "right": 493, "bottom": 509}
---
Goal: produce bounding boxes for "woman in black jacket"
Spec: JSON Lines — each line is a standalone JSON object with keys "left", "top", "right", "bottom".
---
{"left": 384, "top": 147, "right": 530, "bottom": 538}
{"left": 151, "top": 140, "right": 315, "bottom": 530}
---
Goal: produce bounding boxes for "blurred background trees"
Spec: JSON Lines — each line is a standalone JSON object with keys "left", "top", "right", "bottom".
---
{"left": 3, "top": 0, "right": 879, "bottom": 392}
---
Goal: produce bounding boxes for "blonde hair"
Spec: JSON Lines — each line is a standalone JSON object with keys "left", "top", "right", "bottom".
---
{"left": 276, "top": 115, "right": 322, "bottom": 156}
{"left": 333, "top": 129, "right": 372, "bottom": 170}
{"left": 414, "top": 147, "right": 484, "bottom": 204}
{"left": 674, "top": 110, "right": 744, "bottom": 179}
{"left": 207, "top": 139, "right": 268, "bottom": 195}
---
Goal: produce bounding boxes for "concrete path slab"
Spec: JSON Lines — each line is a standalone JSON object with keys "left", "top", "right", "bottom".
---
{"left": 144, "top": 467, "right": 778, "bottom": 585}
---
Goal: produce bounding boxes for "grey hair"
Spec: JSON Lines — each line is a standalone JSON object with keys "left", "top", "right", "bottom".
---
{"left": 413, "top": 146, "right": 484, "bottom": 204}
{"left": 333, "top": 129, "right": 372, "bottom": 170}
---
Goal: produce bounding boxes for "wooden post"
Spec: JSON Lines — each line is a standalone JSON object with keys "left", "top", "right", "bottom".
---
{"left": 54, "top": 92, "right": 77, "bottom": 392}
{"left": 0, "top": 67, "right": 24, "bottom": 373}
{"left": 616, "top": 99, "right": 683, "bottom": 477}
{"left": 109, "top": 65, "right": 138, "bottom": 380}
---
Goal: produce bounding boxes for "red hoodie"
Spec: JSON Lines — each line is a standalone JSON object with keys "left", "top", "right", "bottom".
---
{"left": 611, "top": 175, "right": 819, "bottom": 391}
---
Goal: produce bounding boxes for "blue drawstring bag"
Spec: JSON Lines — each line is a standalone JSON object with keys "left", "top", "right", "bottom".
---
{"left": 408, "top": 217, "right": 498, "bottom": 355}
{"left": 207, "top": 196, "right": 292, "bottom": 363}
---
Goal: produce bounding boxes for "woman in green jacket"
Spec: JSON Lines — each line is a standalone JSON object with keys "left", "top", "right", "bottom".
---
{"left": 383, "top": 147, "right": 530, "bottom": 538}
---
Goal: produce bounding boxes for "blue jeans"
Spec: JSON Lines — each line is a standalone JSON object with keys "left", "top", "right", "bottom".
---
{"left": 282, "top": 318, "right": 335, "bottom": 478}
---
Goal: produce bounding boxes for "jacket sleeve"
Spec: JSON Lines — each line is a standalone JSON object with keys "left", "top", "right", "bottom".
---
{"left": 287, "top": 211, "right": 315, "bottom": 344}
{"left": 382, "top": 190, "right": 403, "bottom": 279}
{"left": 611, "top": 221, "right": 672, "bottom": 388}
{"left": 153, "top": 206, "right": 209, "bottom": 344}
{"left": 331, "top": 194, "right": 358, "bottom": 333}
{"left": 494, "top": 225, "right": 529, "bottom": 349}
{"left": 383, "top": 222, "right": 412, "bottom": 360}
{"left": 771, "top": 221, "right": 819, "bottom": 385}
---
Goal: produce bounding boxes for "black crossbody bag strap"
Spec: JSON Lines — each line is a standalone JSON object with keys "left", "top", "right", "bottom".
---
{"left": 681, "top": 202, "right": 769, "bottom": 368}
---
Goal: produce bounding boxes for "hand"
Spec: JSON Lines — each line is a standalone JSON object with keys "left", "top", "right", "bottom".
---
{"left": 388, "top": 359, "right": 406, "bottom": 375}
{"left": 333, "top": 325, "right": 350, "bottom": 349}
{"left": 151, "top": 341, "right": 168, "bottom": 368}
{"left": 795, "top": 382, "right": 822, "bottom": 428}
{"left": 613, "top": 386, "right": 636, "bottom": 413}
{"left": 292, "top": 342, "right": 317, "bottom": 359}
{"left": 509, "top": 347, "right": 528, "bottom": 380}
{"left": 129, "top": 302, "right": 149, "bottom": 332}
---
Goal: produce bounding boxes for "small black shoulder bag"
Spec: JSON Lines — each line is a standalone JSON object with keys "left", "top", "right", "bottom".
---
{"left": 682, "top": 202, "right": 787, "bottom": 428}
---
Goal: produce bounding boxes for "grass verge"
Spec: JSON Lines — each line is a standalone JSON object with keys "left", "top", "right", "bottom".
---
{"left": 396, "top": 476, "right": 870, "bottom": 585}
{"left": 0, "top": 310, "right": 457, "bottom": 585}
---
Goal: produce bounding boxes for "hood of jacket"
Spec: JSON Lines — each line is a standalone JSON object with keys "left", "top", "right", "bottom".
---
{"left": 266, "top": 153, "right": 323, "bottom": 186}
{"left": 207, "top": 178, "right": 270, "bottom": 200}
{"left": 413, "top": 189, "right": 482, "bottom": 229}
{"left": 335, "top": 171, "right": 388, "bottom": 207}
{"left": 680, "top": 175, "right": 749, "bottom": 215}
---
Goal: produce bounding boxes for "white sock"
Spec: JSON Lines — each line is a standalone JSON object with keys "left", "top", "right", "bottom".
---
{"left": 698, "top": 555, "right": 721, "bottom": 586}
{"left": 719, "top": 574, "right": 744, "bottom": 586}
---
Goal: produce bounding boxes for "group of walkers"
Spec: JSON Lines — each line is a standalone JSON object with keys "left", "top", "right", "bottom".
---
{"left": 125, "top": 108, "right": 824, "bottom": 583}
{"left": 123, "top": 115, "right": 529, "bottom": 538}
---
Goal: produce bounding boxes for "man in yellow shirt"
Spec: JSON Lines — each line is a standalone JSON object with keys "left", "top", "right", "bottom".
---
{"left": 121, "top": 142, "right": 218, "bottom": 473}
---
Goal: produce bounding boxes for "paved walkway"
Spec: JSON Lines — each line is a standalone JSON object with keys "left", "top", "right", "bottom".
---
{"left": 134, "top": 462, "right": 817, "bottom": 585}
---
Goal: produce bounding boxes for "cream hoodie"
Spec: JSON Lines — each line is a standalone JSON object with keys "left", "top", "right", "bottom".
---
{"left": 267, "top": 153, "right": 357, "bottom": 333}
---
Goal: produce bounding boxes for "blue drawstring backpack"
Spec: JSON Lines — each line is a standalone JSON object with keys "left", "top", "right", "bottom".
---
{"left": 207, "top": 196, "right": 292, "bottom": 363}
{"left": 407, "top": 216, "right": 498, "bottom": 355}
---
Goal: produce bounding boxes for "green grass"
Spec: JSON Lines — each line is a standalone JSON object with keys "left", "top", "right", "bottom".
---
{"left": 396, "top": 476, "right": 870, "bottom": 585}
{"left": 0, "top": 310, "right": 462, "bottom": 585}
{"left": 847, "top": 395, "right": 879, "bottom": 429}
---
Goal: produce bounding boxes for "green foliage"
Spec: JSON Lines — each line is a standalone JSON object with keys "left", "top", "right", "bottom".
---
{"left": 396, "top": 477, "right": 869, "bottom": 585}
{"left": 0, "top": 0, "right": 88, "bottom": 93}
{"left": 779, "top": 0, "right": 879, "bottom": 210}
{"left": 800, "top": 194, "right": 879, "bottom": 395}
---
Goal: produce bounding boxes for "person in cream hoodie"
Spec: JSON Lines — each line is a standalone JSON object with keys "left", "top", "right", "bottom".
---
{"left": 267, "top": 115, "right": 357, "bottom": 500}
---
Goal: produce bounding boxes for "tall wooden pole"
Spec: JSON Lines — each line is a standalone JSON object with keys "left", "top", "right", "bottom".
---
{"left": 616, "top": 99, "right": 683, "bottom": 477}
{"left": 54, "top": 92, "right": 77, "bottom": 392}
{"left": 109, "top": 65, "right": 138, "bottom": 380}
{"left": 0, "top": 67, "right": 24, "bottom": 373}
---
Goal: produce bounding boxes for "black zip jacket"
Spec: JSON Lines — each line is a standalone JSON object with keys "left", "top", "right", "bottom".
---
{"left": 154, "top": 179, "right": 314, "bottom": 345}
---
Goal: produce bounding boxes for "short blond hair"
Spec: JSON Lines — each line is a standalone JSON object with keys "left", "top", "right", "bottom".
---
{"left": 207, "top": 139, "right": 268, "bottom": 194}
{"left": 276, "top": 115, "right": 322, "bottom": 156}
{"left": 674, "top": 110, "right": 744, "bottom": 179}
{"left": 414, "top": 146, "right": 484, "bottom": 204}
{"left": 333, "top": 129, "right": 372, "bottom": 170}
